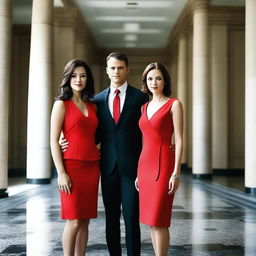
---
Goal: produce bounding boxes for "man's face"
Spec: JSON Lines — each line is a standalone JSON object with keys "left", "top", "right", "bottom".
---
{"left": 106, "top": 57, "right": 129, "bottom": 88}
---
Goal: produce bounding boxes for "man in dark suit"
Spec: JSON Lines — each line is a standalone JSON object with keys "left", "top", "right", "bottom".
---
{"left": 61, "top": 52, "right": 148, "bottom": 255}
{"left": 94, "top": 52, "right": 148, "bottom": 256}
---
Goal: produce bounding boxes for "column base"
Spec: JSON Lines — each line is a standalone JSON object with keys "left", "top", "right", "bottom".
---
{"left": 181, "top": 163, "right": 188, "bottom": 171}
{"left": 27, "top": 178, "right": 51, "bottom": 184}
{"left": 0, "top": 188, "right": 9, "bottom": 198}
{"left": 193, "top": 174, "right": 212, "bottom": 179}
{"left": 245, "top": 187, "right": 256, "bottom": 195}
{"left": 186, "top": 167, "right": 192, "bottom": 173}
{"left": 213, "top": 168, "right": 244, "bottom": 176}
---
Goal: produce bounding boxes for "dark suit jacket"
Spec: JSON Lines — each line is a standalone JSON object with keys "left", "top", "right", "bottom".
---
{"left": 93, "top": 85, "right": 148, "bottom": 178}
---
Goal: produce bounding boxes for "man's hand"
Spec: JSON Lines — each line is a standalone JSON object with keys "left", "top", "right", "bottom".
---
{"left": 59, "top": 136, "right": 69, "bottom": 152}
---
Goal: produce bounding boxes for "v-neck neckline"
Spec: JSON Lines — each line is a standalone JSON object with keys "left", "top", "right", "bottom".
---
{"left": 146, "top": 98, "right": 172, "bottom": 121}
{"left": 71, "top": 99, "right": 89, "bottom": 118}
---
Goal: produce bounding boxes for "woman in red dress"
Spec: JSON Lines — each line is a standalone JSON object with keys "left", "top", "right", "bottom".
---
{"left": 135, "top": 63, "right": 183, "bottom": 256}
{"left": 50, "top": 59, "right": 100, "bottom": 255}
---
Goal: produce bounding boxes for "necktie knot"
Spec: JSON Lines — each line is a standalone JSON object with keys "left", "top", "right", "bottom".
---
{"left": 115, "top": 89, "right": 120, "bottom": 95}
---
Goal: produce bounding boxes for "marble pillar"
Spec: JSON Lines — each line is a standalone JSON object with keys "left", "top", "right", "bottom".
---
{"left": 245, "top": 0, "right": 256, "bottom": 194}
{"left": 211, "top": 25, "right": 228, "bottom": 171}
{"left": 192, "top": 0, "right": 212, "bottom": 178}
{"left": 0, "top": 0, "right": 11, "bottom": 198}
{"left": 26, "top": 0, "right": 53, "bottom": 184}
{"left": 177, "top": 32, "right": 188, "bottom": 167}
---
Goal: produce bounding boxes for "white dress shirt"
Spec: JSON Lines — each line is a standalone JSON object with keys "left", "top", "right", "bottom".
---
{"left": 108, "top": 82, "right": 128, "bottom": 118}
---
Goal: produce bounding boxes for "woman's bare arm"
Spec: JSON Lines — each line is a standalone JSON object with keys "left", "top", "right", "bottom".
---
{"left": 50, "top": 100, "right": 71, "bottom": 194}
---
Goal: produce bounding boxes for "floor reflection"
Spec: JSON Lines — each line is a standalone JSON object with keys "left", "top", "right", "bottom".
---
{"left": 0, "top": 176, "right": 256, "bottom": 255}
{"left": 26, "top": 196, "right": 51, "bottom": 256}
{"left": 244, "top": 208, "right": 256, "bottom": 256}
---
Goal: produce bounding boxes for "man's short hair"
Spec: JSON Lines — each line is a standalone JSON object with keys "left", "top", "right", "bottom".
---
{"left": 106, "top": 52, "right": 129, "bottom": 67}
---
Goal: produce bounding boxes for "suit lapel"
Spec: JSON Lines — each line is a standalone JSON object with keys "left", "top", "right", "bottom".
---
{"left": 103, "top": 88, "right": 114, "bottom": 122}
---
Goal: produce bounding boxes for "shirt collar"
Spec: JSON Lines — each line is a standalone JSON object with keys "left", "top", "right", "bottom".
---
{"left": 110, "top": 82, "right": 128, "bottom": 95}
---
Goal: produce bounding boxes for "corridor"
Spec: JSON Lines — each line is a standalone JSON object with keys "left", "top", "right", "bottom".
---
{"left": 1, "top": 174, "right": 256, "bottom": 256}
{"left": 1, "top": 1, "right": 256, "bottom": 255}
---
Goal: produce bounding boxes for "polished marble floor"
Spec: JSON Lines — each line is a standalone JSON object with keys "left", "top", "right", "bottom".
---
{"left": 1, "top": 175, "right": 256, "bottom": 256}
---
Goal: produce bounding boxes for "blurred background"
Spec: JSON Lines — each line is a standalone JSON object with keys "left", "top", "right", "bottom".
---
{"left": 1, "top": 0, "right": 254, "bottom": 197}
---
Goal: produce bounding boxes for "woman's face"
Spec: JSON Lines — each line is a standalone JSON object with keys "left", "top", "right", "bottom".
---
{"left": 146, "top": 69, "right": 165, "bottom": 95}
{"left": 70, "top": 66, "right": 87, "bottom": 93}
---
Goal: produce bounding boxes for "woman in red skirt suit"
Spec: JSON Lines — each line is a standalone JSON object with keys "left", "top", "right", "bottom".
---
{"left": 135, "top": 63, "right": 183, "bottom": 256}
{"left": 50, "top": 59, "right": 100, "bottom": 255}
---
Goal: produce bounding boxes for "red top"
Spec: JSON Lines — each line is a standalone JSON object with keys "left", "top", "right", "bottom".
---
{"left": 62, "top": 100, "right": 100, "bottom": 161}
{"left": 138, "top": 98, "right": 176, "bottom": 181}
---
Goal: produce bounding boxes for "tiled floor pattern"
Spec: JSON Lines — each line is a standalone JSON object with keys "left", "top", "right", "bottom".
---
{"left": 1, "top": 176, "right": 256, "bottom": 256}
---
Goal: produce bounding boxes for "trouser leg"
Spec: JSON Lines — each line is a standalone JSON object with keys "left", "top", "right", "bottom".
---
{"left": 121, "top": 175, "right": 141, "bottom": 256}
{"left": 101, "top": 170, "right": 122, "bottom": 256}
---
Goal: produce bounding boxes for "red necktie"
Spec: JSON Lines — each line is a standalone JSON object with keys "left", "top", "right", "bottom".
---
{"left": 113, "top": 89, "right": 120, "bottom": 124}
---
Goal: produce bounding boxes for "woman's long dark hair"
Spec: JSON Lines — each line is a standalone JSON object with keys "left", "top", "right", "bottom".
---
{"left": 56, "top": 59, "right": 95, "bottom": 101}
{"left": 142, "top": 62, "right": 172, "bottom": 97}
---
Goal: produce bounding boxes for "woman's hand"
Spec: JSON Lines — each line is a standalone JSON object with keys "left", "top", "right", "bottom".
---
{"left": 168, "top": 174, "right": 180, "bottom": 195}
{"left": 59, "top": 136, "right": 69, "bottom": 152}
{"left": 58, "top": 172, "right": 72, "bottom": 194}
{"left": 135, "top": 177, "right": 139, "bottom": 191}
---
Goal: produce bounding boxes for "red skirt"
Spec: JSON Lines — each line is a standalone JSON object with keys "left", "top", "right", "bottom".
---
{"left": 60, "top": 160, "right": 100, "bottom": 219}
{"left": 138, "top": 147, "right": 175, "bottom": 227}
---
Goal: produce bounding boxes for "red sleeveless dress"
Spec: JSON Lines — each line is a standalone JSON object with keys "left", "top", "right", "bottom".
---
{"left": 138, "top": 98, "right": 177, "bottom": 227}
{"left": 60, "top": 100, "right": 100, "bottom": 220}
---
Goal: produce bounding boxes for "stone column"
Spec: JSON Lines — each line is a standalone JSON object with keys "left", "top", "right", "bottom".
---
{"left": 92, "top": 65, "right": 102, "bottom": 92}
{"left": 26, "top": 0, "right": 53, "bottom": 184}
{"left": 187, "top": 30, "right": 193, "bottom": 170}
{"left": 0, "top": 0, "right": 11, "bottom": 198}
{"left": 192, "top": 0, "right": 211, "bottom": 178}
{"left": 75, "top": 33, "right": 87, "bottom": 61}
{"left": 53, "top": 7, "right": 76, "bottom": 97}
{"left": 211, "top": 25, "right": 228, "bottom": 172}
{"left": 245, "top": 0, "right": 256, "bottom": 194}
{"left": 177, "top": 31, "right": 188, "bottom": 167}
{"left": 75, "top": 22, "right": 88, "bottom": 62}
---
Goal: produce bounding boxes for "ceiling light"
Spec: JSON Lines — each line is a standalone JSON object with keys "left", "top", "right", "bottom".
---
{"left": 84, "top": 1, "right": 173, "bottom": 8}
{"left": 126, "top": 2, "right": 138, "bottom": 10}
{"left": 127, "top": 2, "right": 138, "bottom": 6}
{"left": 124, "top": 34, "right": 138, "bottom": 41}
{"left": 123, "top": 23, "right": 140, "bottom": 32}
{"left": 100, "top": 29, "right": 162, "bottom": 34}
{"left": 94, "top": 16, "right": 168, "bottom": 22}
